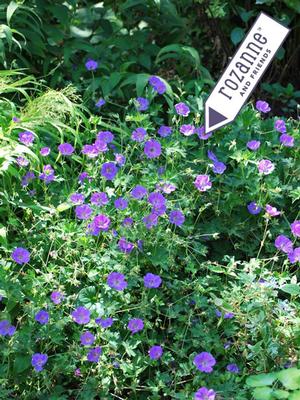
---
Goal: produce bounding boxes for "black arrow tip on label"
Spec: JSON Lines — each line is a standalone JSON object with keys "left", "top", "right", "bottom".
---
{"left": 208, "top": 107, "right": 227, "bottom": 128}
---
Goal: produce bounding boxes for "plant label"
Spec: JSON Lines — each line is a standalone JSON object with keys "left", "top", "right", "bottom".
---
{"left": 204, "top": 12, "right": 290, "bottom": 134}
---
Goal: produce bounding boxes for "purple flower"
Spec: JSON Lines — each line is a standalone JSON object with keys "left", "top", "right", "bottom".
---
{"left": 123, "top": 217, "right": 133, "bottom": 227}
{"left": 78, "top": 171, "right": 92, "bottom": 184}
{"left": 96, "top": 98, "right": 106, "bottom": 108}
{"left": 72, "top": 307, "right": 90, "bottom": 325}
{"left": 128, "top": 318, "right": 144, "bottom": 334}
{"left": 161, "top": 182, "right": 176, "bottom": 194}
{"left": 144, "top": 139, "right": 162, "bottom": 159}
{"left": 131, "top": 127, "right": 147, "bottom": 142}
{"left": 258, "top": 159, "right": 275, "bottom": 175}
{"left": 19, "top": 131, "right": 34, "bottom": 146}
{"left": 274, "top": 119, "right": 286, "bottom": 134}
{"left": 58, "top": 143, "right": 74, "bottom": 156}
{"left": 149, "top": 345, "right": 163, "bottom": 360}
{"left": 91, "top": 192, "right": 109, "bottom": 206}
{"left": 291, "top": 221, "right": 300, "bottom": 237}
{"left": 195, "top": 126, "right": 212, "bottom": 140}
{"left": 95, "top": 139, "right": 109, "bottom": 153}
{"left": 101, "top": 162, "right": 118, "bottom": 180}
{"left": 12, "top": 116, "right": 20, "bottom": 122}
{"left": 247, "top": 140, "right": 261, "bottom": 151}
{"left": 215, "top": 309, "right": 222, "bottom": 318}
{"left": 226, "top": 363, "right": 240, "bottom": 373}
{"left": 31, "top": 353, "right": 48, "bottom": 372}
{"left": 194, "top": 175, "right": 212, "bottom": 192}
{"left": 70, "top": 193, "right": 85, "bottom": 205}
{"left": 275, "top": 235, "right": 293, "bottom": 253}
{"left": 97, "top": 131, "right": 114, "bottom": 143}
{"left": 93, "top": 214, "right": 111, "bottom": 231}
{"left": 157, "top": 166, "right": 165, "bottom": 175}
{"left": 82, "top": 144, "right": 100, "bottom": 158}
{"left": 21, "top": 171, "right": 35, "bottom": 187}
{"left": 212, "top": 161, "right": 226, "bottom": 174}
{"left": 115, "top": 153, "right": 126, "bottom": 166}
{"left": 131, "top": 185, "right": 148, "bottom": 200}
{"left": 85, "top": 59, "right": 98, "bottom": 71}
{"left": 136, "top": 97, "right": 149, "bottom": 111}
{"left": 193, "top": 352, "right": 216, "bottom": 373}
{"left": 143, "top": 213, "right": 159, "bottom": 229}
{"left": 118, "top": 237, "right": 134, "bottom": 253}
{"left": 95, "top": 317, "right": 114, "bottom": 328}
{"left": 39, "top": 164, "right": 55, "bottom": 183}
{"left": 224, "top": 312, "right": 234, "bottom": 319}
{"left": 80, "top": 331, "right": 95, "bottom": 346}
{"left": 16, "top": 156, "right": 29, "bottom": 167}
{"left": 180, "top": 124, "right": 195, "bottom": 136}
{"left": 40, "top": 147, "right": 50, "bottom": 156}
{"left": 288, "top": 248, "right": 300, "bottom": 264}
{"left": 255, "top": 100, "right": 271, "bottom": 113}
{"left": 148, "top": 192, "right": 166, "bottom": 207}
{"left": 175, "top": 102, "right": 190, "bottom": 117}
{"left": 247, "top": 202, "right": 262, "bottom": 215}
{"left": 169, "top": 210, "right": 185, "bottom": 226}
{"left": 11, "top": 247, "right": 30, "bottom": 265}
{"left": 74, "top": 368, "right": 81, "bottom": 376}
{"left": 194, "top": 387, "right": 216, "bottom": 400}
{"left": 50, "top": 291, "right": 63, "bottom": 305}
{"left": 87, "top": 346, "right": 102, "bottom": 362}
{"left": 144, "top": 273, "right": 162, "bottom": 288}
{"left": 152, "top": 204, "right": 166, "bottom": 216}
{"left": 114, "top": 197, "right": 128, "bottom": 210}
{"left": 35, "top": 310, "right": 49, "bottom": 325}
{"left": 207, "top": 150, "right": 218, "bottom": 162}
{"left": 280, "top": 134, "right": 294, "bottom": 147}
{"left": 148, "top": 76, "right": 166, "bottom": 94}
{"left": 107, "top": 272, "right": 127, "bottom": 291}
{"left": 266, "top": 204, "right": 281, "bottom": 217}
{"left": 158, "top": 126, "right": 172, "bottom": 137}
{"left": 75, "top": 204, "right": 92, "bottom": 220}
{"left": 0, "top": 320, "right": 16, "bottom": 336}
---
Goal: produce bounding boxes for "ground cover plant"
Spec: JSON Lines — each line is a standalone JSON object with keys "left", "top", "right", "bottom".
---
{"left": 0, "top": 1, "right": 299, "bottom": 399}
{"left": 0, "top": 69, "right": 299, "bottom": 399}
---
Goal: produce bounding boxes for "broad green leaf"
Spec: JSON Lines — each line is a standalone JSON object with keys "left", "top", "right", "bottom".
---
{"left": 273, "top": 390, "right": 289, "bottom": 399}
{"left": 289, "top": 391, "right": 300, "bottom": 400}
{"left": 277, "top": 369, "right": 300, "bottom": 390}
{"left": 230, "top": 27, "right": 245, "bottom": 45}
{"left": 136, "top": 73, "right": 150, "bottom": 96}
{"left": 246, "top": 373, "right": 277, "bottom": 387}
{"left": 253, "top": 387, "right": 273, "bottom": 400}
{"left": 281, "top": 284, "right": 300, "bottom": 296}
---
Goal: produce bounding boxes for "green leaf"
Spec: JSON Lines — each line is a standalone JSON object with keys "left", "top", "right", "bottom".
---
{"left": 7, "top": 1, "right": 19, "bottom": 25}
{"left": 14, "top": 354, "right": 31, "bottom": 373}
{"left": 281, "top": 284, "right": 300, "bottom": 296}
{"left": 156, "top": 44, "right": 200, "bottom": 69}
{"left": 253, "top": 387, "right": 273, "bottom": 400}
{"left": 136, "top": 73, "right": 150, "bottom": 96}
{"left": 283, "top": 0, "right": 300, "bottom": 12}
{"left": 277, "top": 368, "right": 300, "bottom": 390}
{"left": 230, "top": 27, "right": 245, "bottom": 45}
{"left": 289, "top": 391, "right": 300, "bottom": 400}
{"left": 56, "top": 202, "right": 72, "bottom": 213}
{"left": 273, "top": 390, "right": 289, "bottom": 399}
{"left": 70, "top": 26, "right": 92, "bottom": 38}
{"left": 246, "top": 373, "right": 277, "bottom": 387}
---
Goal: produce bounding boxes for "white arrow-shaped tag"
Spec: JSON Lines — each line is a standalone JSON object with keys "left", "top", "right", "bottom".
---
{"left": 204, "top": 12, "right": 290, "bottom": 134}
